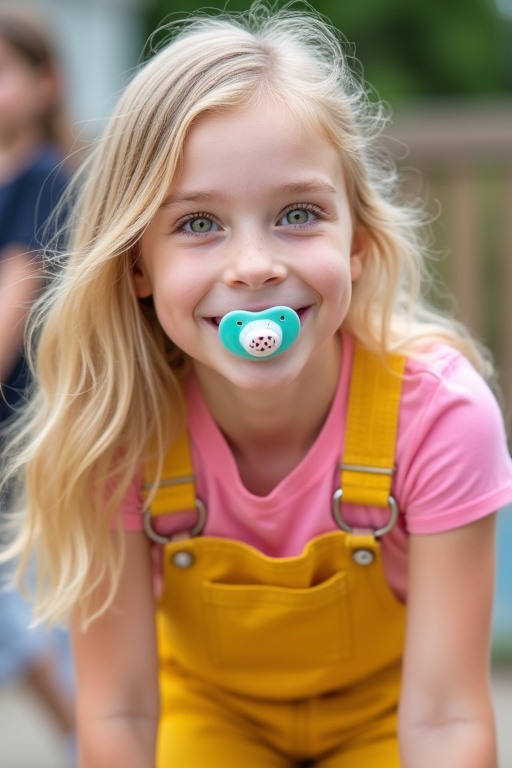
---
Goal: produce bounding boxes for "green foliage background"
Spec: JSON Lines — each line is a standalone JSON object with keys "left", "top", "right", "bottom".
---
{"left": 144, "top": 0, "right": 512, "bottom": 103}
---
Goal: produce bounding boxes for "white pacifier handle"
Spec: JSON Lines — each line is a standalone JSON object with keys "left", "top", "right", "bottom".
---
{"left": 239, "top": 319, "right": 283, "bottom": 357}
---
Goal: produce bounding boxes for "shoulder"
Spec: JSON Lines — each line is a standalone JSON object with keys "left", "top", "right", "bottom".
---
{"left": 395, "top": 343, "right": 512, "bottom": 532}
{"left": 23, "top": 145, "right": 68, "bottom": 177}
{"left": 20, "top": 146, "right": 69, "bottom": 197}
{"left": 401, "top": 343, "right": 500, "bottom": 429}
{"left": 11, "top": 147, "right": 70, "bottom": 248}
{"left": 7, "top": 146, "right": 69, "bottom": 210}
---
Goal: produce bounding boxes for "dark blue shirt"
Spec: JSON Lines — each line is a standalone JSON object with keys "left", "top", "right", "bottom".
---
{"left": 0, "top": 146, "right": 69, "bottom": 422}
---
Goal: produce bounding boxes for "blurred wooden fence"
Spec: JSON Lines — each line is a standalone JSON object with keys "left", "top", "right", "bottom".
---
{"left": 386, "top": 101, "right": 512, "bottom": 431}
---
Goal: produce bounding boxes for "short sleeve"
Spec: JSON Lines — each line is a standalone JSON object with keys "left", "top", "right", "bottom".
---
{"left": 395, "top": 350, "right": 512, "bottom": 534}
{"left": 116, "top": 471, "right": 145, "bottom": 531}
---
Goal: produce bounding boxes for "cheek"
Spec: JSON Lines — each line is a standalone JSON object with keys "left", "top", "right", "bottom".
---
{"left": 0, "top": 72, "right": 35, "bottom": 111}
{"left": 313, "top": 251, "right": 353, "bottom": 295}
{"left": 0, "top": 82, "right": 19, "bottom": 112}
{"left": 151, "top": 263, "right": 204, "bottom": 323}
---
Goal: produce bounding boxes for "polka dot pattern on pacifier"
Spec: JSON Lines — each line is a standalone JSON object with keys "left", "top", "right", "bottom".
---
{"left": 239, "top": 319, "right": 282, "bottom": 357}
{"left": 218, "top": 306, "right": 301, "bottom": 360}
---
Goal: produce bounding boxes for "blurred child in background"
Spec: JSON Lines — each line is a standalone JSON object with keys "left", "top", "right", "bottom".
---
{"left": 0, "top": 5, "right": 75, "bottom": 755}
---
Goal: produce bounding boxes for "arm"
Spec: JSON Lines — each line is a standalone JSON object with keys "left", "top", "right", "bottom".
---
{"left": 0, "top": 245, "right": 43, "bottom": 382}
{"left": 71, "top": 532, "right": 160, "bottom": 768}
{"left": 399, "top": 515, "right": 497, "bottom": 768}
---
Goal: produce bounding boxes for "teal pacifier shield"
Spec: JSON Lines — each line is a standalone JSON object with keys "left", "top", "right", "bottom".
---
{"left": 218, "top": 306, "right": 300, "bottom": 360}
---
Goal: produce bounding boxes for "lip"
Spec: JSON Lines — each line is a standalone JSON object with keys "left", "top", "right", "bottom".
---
{"left": 206, "top": 305, "right": 311, "bottom": 328}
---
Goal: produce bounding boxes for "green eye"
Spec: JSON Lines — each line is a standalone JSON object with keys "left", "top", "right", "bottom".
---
{"left": 286, "top": 209, "right": 310, "bottom": 225}
{"left": 190, "top": 217, "right": 213, "bottom": 233}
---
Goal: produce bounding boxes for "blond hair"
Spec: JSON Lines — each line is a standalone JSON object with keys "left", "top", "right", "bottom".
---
{"left": 0, "top": 1, "right": 492, "bottom": 625}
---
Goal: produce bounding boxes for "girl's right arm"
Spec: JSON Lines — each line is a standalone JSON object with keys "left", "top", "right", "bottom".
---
{"left": 71, "top": 531, "right": 160, "bottom": 768}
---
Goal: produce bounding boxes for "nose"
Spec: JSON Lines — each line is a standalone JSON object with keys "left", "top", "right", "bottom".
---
{"left": 222, "top": 236, "right": 287, "bottom": 289}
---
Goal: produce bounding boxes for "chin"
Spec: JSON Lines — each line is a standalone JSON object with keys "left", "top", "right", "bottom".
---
{"left": 217, "top": 351, "right": 311, "bottom": 392}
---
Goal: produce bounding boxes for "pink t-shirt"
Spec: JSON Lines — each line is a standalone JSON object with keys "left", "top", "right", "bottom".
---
{"left": 120, "top": 333, "right": 512, "bottom": 601}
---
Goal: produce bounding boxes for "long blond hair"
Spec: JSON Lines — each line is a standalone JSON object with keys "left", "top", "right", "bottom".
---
{"left": 0, "top": 1, "right": 492, "bottom": 625}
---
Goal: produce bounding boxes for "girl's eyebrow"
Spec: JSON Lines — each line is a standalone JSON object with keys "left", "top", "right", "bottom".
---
{"left": 160, "top": 179, "right": 337, "bottom": 209}
{"left": 160, "top": 189, "right": 228, "bottom": 209}
{"left": 268, "top": 179, "right": 338, "bottom": 197}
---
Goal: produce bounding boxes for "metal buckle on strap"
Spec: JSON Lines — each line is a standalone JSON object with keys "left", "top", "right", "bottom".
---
{"left": 332, "top": 489, "right": 398, "bottom": 537}
{"left": 332, "top": 463, "right": 398, "bottom": 537}
{"left": 143, "top": 497, "right": 207, "bottom": 545}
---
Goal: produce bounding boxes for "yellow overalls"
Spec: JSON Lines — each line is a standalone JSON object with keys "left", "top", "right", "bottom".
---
{"left": 144, "top": 347, "right": 406, "bottom": 767}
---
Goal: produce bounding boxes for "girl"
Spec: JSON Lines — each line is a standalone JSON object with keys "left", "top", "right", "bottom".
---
{"left": 0, "top": 6, "right": 75, "bottom": 752}
{"left": 2, "top": 3, "right": 512, "bottom": 766}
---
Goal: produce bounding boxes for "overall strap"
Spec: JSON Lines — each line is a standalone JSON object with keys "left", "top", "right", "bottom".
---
{"left": 144, "top": 430, "right": 196, "bottom": 517}
{"left": 340, "top": 344, "right": 405, "bottom": 508}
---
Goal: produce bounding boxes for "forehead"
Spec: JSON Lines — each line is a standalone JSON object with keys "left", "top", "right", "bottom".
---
{"left": 174, "top": 100, "right": 345, "bottom": 194}
{"left": 187, "top": 97, "right": 333, "bottom": 150}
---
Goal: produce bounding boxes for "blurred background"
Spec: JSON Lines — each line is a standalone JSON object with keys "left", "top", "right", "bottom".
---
{"left": 0, "top": 0, "right": 511, "bottom": 765}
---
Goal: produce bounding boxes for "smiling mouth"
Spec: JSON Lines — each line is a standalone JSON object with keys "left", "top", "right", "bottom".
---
{"left": 207, "top": 306, "right": 309, "bottom": 328}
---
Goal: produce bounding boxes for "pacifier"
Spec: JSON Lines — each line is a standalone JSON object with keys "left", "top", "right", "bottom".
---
{"left": 218, "top": 306, "right": 301, "bottom": 360}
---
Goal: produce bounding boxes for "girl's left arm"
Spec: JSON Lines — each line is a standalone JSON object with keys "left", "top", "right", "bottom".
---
{"left": 398, "top": 514, "right": 498, "bottom": 768}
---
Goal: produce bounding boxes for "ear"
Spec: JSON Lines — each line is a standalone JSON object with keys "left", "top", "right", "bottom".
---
{"left": 132, "top": 257, "right": 153, "bottom": 298}
{"left": 350, "top": 228, "right": 366, "bottom": 282}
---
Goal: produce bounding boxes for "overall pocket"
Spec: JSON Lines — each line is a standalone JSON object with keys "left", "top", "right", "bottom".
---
{"left": 201, "top": 571, "right": 351, "bottom": 668}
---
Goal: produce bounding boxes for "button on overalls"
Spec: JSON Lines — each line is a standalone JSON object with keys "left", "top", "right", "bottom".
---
{"left": 144, "top": 347, "right": 406, "bottom": 767}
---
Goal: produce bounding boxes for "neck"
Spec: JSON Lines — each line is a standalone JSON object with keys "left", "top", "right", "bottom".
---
{"left": 0, "top": 128, "right": 43, "bottom": 184}
{"left": 193, "top": 337, "right": 342, "bottom": 494}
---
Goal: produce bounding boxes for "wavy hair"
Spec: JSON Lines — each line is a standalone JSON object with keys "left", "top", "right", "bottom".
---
{"left": 0, "top": 1, "right": 492, "bottom": 625}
